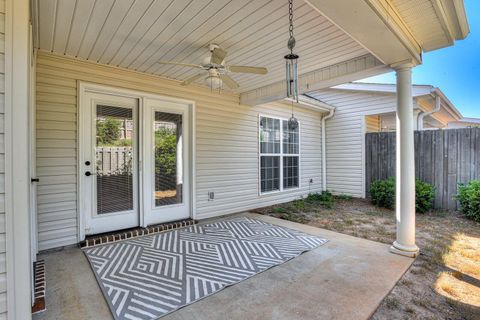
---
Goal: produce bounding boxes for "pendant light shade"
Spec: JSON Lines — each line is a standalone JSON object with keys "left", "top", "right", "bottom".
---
{"left": 288, "top": 114, "right": 298, "bottom": 130}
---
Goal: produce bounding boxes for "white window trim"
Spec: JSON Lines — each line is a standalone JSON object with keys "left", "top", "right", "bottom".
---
{"left": 258, "top": 114, "right": 301, "bottom": 196}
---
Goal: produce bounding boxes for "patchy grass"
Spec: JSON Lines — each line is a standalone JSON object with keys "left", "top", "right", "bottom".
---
{"left": 253, "top": 196, "right": 480, "bottom": 320}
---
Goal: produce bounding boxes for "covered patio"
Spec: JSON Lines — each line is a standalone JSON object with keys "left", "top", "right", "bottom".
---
{"left": 33, "top": 213, "right": 413, "bottom": 320}
{"left": 1, "top": 0, "right": 469, "bottom": 319}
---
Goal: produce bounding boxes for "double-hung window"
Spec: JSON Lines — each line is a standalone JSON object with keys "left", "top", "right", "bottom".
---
{"left": 259, "top": 116, "right": 300, "bottom": 193}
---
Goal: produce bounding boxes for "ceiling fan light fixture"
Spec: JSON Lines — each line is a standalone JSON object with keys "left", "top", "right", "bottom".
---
{"left": 156, "top": 43, "right": 268, "bottom": 92}
{"left": 205, "top": 76, "right": 223, "bottom": 91}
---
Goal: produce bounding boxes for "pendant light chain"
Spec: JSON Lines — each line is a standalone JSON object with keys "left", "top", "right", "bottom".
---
{"left": 289, "top": 0, "right": 294, "bottom": 54}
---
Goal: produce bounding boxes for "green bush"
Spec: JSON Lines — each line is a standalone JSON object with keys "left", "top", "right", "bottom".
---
{"left": 97, "top": 117, "right": 121, "bottom": 145}
{"left": 336, "top": 194, "right": 353, "bottom": 200}
{"left": 456, "top": 180, "right": 480, "bottom": 222}
{"left": 370, "top": 177, "right": 396, "bottom": 209}
{"left": 306, "top": 190, "right": 334, "bottom": 208}
{"left": 155, "top": 128, "right": 177, "bottom": 175}
{"left": 369, "top": 177, "right": 435, "bottom": 213}
{"left": 292, "top": 199, "right": 306, "bottom": 211}
{"left": 415, "top": 180, "right": 435, "bottom": 213}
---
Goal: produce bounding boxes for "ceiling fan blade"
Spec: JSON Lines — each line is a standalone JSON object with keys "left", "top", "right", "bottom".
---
{"left": 181, "top": 73, "right": 207, "bottom": 86}
{"left": 210, "top": 47, "right": 227, "bottom": 65}
{"left": 219, "top": 74, "right": 239, "bottom": 90}
{"left": 157, "top": 61, "right": 203, "bottom": 69}
{"left": 228, "top": 65, "right": 268, "bottom": 75}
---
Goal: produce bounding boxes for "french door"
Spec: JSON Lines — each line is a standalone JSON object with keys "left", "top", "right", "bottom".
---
{"left": 142, "top": 98, "right": 190, "bottom": 226}
{"left": 79, "top": 88, "right": 190, "bottom": 237}
{"left": 81, "top": 92, "right": 139, "bottom": 235}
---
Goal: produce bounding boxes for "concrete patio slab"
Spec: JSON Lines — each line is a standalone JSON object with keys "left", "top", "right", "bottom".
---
{"left": 33, "top": 213, "right": 414, "bottom": 320}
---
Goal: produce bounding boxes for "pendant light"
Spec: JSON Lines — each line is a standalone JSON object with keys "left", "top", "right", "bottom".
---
{"left": 285, "top": 0, "right": 298, "bottom": 130}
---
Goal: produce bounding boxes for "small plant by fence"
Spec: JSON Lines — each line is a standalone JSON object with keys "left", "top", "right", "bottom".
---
{"left": 365, "top": 128, "right": 480, "bottom": 210}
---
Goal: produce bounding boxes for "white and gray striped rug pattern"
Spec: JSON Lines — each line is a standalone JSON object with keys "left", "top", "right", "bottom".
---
{"left": 84, "top": 217, "right": 328, "bottom": 320}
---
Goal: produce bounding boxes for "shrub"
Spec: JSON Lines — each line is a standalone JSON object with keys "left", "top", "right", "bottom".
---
{"left": 369, "top": 177, "right": 435, "bottom": 213}
{"left": 370, "top": 177, "right": 396, "bottom": 209}
{"left": 97, "top": 117, "right": 121, "bottom": 145}
{"left": 272, "top": 207, "right": 288, "bottom": 214}
{"left": 155, "top": 128, "right": 177, "bottom": 175}
{"left": 456, "top": 180, "right": 480, "bottom": 222}
{"left": 306, "top": 190, "right": 334, "bottom": 208}
{"left": 415, "top": 179, "right": 435, "bottom": 213}
{"left": 336, "top": 194, "right": 353, "bottom": 200}
{"left": 292, "top": 198, "right": 306, "bottom": 211}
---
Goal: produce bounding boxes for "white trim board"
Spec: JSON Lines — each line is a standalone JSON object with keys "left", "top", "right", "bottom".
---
{"left": 5, "top": 0, "right": 33, "bottom": 318}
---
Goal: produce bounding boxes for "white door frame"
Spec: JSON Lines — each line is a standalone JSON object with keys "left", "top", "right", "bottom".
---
{"left": 77, "top": 82, "right": 196, "bottom": 241}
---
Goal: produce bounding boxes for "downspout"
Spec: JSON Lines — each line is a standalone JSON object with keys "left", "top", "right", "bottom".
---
{"left": 417, "top": 93, "right": 441, "bottom": 130}
{"left": 322, "top": 108, "right": 335, "bottom": 191}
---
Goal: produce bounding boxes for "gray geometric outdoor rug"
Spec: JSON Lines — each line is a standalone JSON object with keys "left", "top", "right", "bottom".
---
{"left": 84, "top": 217, "right": 328, "bottom": 320}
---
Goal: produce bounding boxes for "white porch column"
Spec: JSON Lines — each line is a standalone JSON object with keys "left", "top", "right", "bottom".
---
{"left": 390, "top": 63, "right": 419, "bottom": 258}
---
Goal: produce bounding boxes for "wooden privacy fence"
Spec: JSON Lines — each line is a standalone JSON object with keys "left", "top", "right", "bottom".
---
{"left": 96, "top": 147, "right": 133, "bottom": 175}
{"left": 95, "top": 146, "right": 177, "bottom": 190}
{"left": 365, "top": 128, "right": 480, "bottom": 210}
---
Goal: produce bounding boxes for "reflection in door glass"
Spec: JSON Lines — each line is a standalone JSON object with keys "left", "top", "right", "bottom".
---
{"left": 96, "top": 105, "right": 134, "bottom": 214}
{"left": 154, "top": 112, "right": 183, "bottom": 207}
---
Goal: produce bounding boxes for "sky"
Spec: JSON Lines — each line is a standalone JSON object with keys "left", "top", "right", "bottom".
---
{"left": 359, "top": 0, "right": 480, "bottom": 118}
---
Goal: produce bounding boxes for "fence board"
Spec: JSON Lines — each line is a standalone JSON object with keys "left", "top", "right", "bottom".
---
{"left": 365, "top": 128, "right": 480, "bottom": 210}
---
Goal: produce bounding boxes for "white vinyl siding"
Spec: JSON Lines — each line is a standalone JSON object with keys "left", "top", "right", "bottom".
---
{"left": 0, "top": 0, "right": 6, "bottom": 316}
{"left": 308, "top": 89, "right": 398, "bottom": 197}
{"left": 36, "top": 51, "right": 323, "bottom": 250}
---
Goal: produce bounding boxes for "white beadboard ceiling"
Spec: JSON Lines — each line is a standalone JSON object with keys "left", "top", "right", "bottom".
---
{"left": 32, "top": 0, "right": 369, "bottom": 93}
{"left": 390, "top": 0, "right": 449, "bottom": 51}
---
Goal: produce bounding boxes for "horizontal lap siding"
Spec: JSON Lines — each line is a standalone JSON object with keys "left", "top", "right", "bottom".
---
{"left": 0, "top": 0, "right": 6, "bottom": 316}
{"left": 308, "top": 89, "right": 396, "bottom": 197}
{"left": 36, "top": 52, "right": 323, "bottom": 250}
{"left": 196, "top": 102, "right": 322, "bottom": 219}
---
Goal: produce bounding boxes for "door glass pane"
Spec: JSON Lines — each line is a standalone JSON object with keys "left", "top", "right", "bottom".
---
{"left": 154, "top": 112, "right": 183, "bottom": 207}
{"left": 96, "top": 105, "right": 134, "bottom": 214}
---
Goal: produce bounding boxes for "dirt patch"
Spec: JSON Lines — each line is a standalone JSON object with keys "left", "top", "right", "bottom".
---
{"left": 253, "top": 197, "right": 480, "bottom": 320}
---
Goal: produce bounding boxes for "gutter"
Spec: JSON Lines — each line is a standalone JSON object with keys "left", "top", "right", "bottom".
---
{"left": 322, "top": 108, "right": 335, "bottom": 191}
{"left": 284, "top": 95, "right": 334, "bottom": 113}
{"left": 297, "top": 94, "right": 336, "bottom": 192}
{"left": 417, "top": 91, "right": 441, "bottom": 130}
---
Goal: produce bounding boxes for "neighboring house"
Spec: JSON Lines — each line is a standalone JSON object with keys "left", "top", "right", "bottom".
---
{"left": 447, "top": 117, "right": 480, "bottom": 128}
{"left": 307, "top": 82, "right": 477, "bottom": 198}
{"left": 1, "top": 0, "right": 469, "bottom": 318}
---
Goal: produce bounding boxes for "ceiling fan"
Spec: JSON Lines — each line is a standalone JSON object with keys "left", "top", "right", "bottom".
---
{"left": 156, "top": 44, "right": 268, "bottom": 90}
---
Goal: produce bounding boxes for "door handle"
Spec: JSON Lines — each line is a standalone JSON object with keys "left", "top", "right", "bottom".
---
{"left": 85, "top": 171, "right": 92, "bottom": 177}
{"left": 31, "top": 178, "right": 40, "bottom": 182}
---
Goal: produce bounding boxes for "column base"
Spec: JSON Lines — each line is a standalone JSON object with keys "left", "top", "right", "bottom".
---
{"left": 390, "top": 241, "right": 419, "bottom": 258}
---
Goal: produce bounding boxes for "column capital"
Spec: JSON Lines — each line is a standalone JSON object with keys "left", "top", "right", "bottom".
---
{"left": 390, "top": 58, "right": 418, "bottom": 70}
